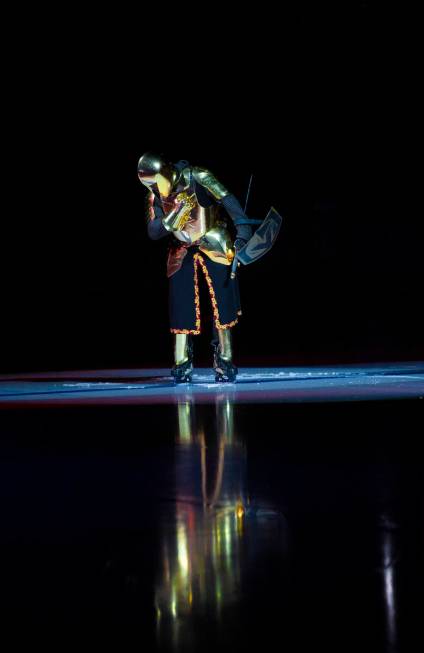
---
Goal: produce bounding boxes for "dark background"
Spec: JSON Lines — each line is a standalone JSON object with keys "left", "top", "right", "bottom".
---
{"left": 2, "top": 4, "right": 422, "bottom": 372}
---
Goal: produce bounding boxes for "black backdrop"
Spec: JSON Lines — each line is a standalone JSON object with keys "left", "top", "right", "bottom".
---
{"left": 2, "top": 5, "right": 422, "bottom": 372}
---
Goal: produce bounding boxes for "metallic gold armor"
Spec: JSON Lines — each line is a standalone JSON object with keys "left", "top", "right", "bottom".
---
{"left": 174, "top": 333, "right": 189, "bottom": 366}
{"left": 159, "top": 183, "right": 235, "bottom": 266}
{"left": 161, "top": 192, "right": 197, "bottom": 231}
{"left": 138, "top": 153, "right": 235, "bottom": 268}
{"left": 174, "top": 330, "right": 232, "bottom": 366}
{"left": 217, "top": 329, "right": 232, "bottom": 361}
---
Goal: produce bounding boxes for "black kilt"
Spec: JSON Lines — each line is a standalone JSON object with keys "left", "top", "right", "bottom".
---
{"left": 169, "top": 246, "right": 241, "bottom": 334}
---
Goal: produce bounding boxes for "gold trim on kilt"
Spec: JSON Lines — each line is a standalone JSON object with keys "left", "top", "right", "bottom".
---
{"left": 170, "top": 253, "right": 239, "bottom": 334}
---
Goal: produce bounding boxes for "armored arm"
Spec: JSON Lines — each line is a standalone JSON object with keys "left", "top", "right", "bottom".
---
{"left": 192, "top": 167, "right": 253, "bottom": 243}
{"left": 145, "top": 192, "right": 193, "bottom": 240}
{"left": 161, "top": 192, "right": 196, "bottom": 232}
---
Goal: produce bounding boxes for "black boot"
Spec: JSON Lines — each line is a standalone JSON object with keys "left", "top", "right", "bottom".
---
{"left": 213, "top": 343, "right": 238, "bottom": 383}
{"left": 171, "top": 337, "right": 193, "bottom": 384}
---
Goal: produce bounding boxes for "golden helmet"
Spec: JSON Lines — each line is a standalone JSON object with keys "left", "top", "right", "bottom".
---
{"left": 137, "top": 152, "right": 178, "bottom": 196}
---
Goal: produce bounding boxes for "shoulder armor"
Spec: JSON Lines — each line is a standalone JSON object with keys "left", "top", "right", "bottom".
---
{"left": 181, "top": 167, "right": 192, "bottom": 188}
{"left": 192, "top": 166, "right": 230, "bottom": 200}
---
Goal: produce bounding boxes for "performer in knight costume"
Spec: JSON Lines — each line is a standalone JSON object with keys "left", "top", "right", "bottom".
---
{"left": 137, "top": 152, "right": 281, "bottom": 384}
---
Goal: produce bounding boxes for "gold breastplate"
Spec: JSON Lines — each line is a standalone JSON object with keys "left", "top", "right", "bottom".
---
{"left": 162, "top": 191, "right": 234, "bottom": 265}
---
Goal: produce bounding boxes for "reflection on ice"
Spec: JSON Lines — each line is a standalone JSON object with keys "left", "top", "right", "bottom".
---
{"left": 154, "top": 397, "right": 288, "bottom": 651}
